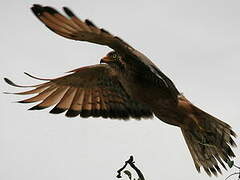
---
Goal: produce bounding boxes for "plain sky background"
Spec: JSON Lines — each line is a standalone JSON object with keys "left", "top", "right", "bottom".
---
{"left": 1, "top": 0, "right": 240, "bottom": 180}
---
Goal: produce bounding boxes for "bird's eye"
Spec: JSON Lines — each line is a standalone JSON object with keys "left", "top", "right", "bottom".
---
{"left": 112, "top": 54, "right": 117, "bottom": 59}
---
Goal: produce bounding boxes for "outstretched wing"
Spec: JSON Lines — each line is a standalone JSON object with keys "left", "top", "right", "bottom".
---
{"left": 5, "top": 64, "right": 153, "bottom": 119}
{"left": 30, "top": 4, "right": 180, "bottom": 100}
{"left": 31, "top": 4, "right": 132, "bottom": 54}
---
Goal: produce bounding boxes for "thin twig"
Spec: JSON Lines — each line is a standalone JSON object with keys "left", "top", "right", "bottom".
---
{"left": 225, "top": 173, "right": 240, "bottom": 180}
{"left": 117, "top": 156, "right": 133, "bottom": 178}
{"left": 233, "top": 164, "right": 240, "bottom": 169}
{"left": 117, "top": 156, "right": 145, "bottom": 180}
{"left": 225, "top": 162, "right": 240, "bottom": 180}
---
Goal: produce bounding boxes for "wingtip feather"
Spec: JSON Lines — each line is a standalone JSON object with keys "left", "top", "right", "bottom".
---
{"left": 31, "top": 4, "right": 43, "bottom": 16}
{"left": 43, "top": 6, "right": 59, "bottom": 14}
{"left": 4, "top": 78, "right": 13, "bottom": 85}
{"left": 28, "top": 105, "right": 46, "bottom": 110}
{"left": 85, "top": 19, "right": 96, "bottom": 27}
{"left": 214, "top": 165, "right": 222, "bottom": 174}
{"left": 65, "top": 109, "right": 80, "bottom": 117}
{"left": 4, "top": 78, "right": 27, "bottom": 88}
{"left": 230, "top": 129, "right": 237, "bottom": 137}
{"left": 24, "top": 72, "right": 51, "bottom": 81}
{"left": 50, "top": 107, "right": 66, "bottom": 114}
{"left": 4, "top": 77, "right": 40, "bottom": 88}
{"left": 63, "top": 7, "right": 75, "bottom": 17}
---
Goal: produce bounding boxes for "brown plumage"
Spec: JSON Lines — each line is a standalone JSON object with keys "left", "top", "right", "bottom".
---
{"left": 4, "top": 4, "right": 236, "bottom": 176}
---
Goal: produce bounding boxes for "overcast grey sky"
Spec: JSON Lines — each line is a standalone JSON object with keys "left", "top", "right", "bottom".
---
{"left": 1, "top": 0, "right": 240, "bottom": 180}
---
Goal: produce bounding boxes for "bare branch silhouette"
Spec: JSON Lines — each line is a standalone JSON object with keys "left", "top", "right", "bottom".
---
{"left": 117, "top": 156, "right": 145, "bottom": 180}
{"left": 225, "top": 161, "right": 240, "bottom": 180}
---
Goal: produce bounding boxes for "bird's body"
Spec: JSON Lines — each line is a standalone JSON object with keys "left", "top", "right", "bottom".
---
{"left": 5, "top": 4, "right": 236, "bottom": 176}
{"left": 104, "top": 50, "right": 185, "bottom": 127}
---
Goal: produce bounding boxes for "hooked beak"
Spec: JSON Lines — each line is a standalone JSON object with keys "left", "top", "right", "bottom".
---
{"left": 100, "top": 56, "right": 111, "bottom": 64}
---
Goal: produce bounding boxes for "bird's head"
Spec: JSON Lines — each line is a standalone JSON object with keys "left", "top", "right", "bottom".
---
{"left": 100, "top": 51, "right": 126, "bottom": 70}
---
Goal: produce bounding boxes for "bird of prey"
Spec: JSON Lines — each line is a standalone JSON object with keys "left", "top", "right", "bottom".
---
{"left": 4, "top": 4, "right": 236, "bottom": 176}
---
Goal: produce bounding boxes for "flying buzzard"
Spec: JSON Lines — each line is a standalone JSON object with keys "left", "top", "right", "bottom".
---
{"left": 4, "top": 4, "right": 236, "bottom": 176}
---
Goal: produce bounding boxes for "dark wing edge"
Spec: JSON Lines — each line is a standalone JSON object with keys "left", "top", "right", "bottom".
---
{"left": 31, "top": 4, "right": 133, "bottom": 54}
{"left": 4, "top": 64, "right": 153, "bottom": 120}
{"left": 30, "top": 4, "right": 180, "bottom": 101}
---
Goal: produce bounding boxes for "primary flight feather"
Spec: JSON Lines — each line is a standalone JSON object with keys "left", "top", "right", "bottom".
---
{"left": 5, "top": 4, "right": 236, "bottom": 176}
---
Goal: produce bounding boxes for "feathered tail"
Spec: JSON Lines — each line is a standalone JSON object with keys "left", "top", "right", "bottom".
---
{"left": 181, "top": 105, "right": 236, "bottom": 176}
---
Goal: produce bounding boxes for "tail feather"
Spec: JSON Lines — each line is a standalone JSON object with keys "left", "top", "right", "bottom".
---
{"left": 181, "top": 106, "right": 236, "bottom": 176}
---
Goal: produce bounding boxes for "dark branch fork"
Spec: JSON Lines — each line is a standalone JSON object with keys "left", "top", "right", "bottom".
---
{"left": 117, "top": 156, "right": 145, "bottom": 180}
